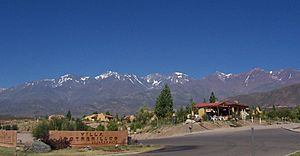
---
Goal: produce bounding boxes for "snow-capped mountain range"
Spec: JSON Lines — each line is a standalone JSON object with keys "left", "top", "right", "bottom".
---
{"left": 0, "top": 88, "right": 6, "bottom": 93}
{"left": 1, "top": 68, "right": 300, "bottom": 117}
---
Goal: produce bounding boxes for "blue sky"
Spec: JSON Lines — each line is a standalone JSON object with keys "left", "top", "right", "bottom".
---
{"left": 0, "top": 0, "right": 300, "bottom": 87}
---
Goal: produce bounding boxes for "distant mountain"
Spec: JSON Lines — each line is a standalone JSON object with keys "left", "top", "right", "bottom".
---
{"left": 227, "top": 83, "right": 300, "bottom": 108}
{"left": 200, "top": 68, "right": 300, "bottom": 97}
{"left": 0, "top": 88, "right": 5, "bottom": 93}
{"left": 1, "top": 68, "right": 300, "bottom": 117}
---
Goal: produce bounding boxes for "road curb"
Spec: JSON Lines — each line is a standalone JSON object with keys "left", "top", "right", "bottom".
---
{"left": 116, "top": 145, "right": 165, "bottom": 155}
{"left": 281, "top": 127, "right": 300, "bottom": 134}
{"left": 284, "top": 150, "right": 300, "bottom": 156}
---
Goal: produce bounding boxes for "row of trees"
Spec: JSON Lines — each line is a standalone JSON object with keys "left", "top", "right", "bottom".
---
{"left": 32, "top": 111, "right": 119, "bottom": 139}
{"left": 130, "top": 85, "right": 218, "bottom": 131}
{"left": 264, "top": 105, "right": 300, "bottom": 121}
{"left": 0, "top": 124, "right": 18, "bottom": 130}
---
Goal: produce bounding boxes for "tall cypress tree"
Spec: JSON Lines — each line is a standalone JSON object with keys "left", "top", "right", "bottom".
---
{"left": 66, "top": 110, "right": 72, "bottom": 121}
{"left": 209, "top": 92, "right": 217, "bottom": 103}
{"left": 154, "top": 84, "right": 173, "bottom": 118}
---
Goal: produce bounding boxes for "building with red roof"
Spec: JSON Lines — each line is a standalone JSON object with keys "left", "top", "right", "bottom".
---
{"left": 193, "top": 101, "right": 249, "bottom": 121}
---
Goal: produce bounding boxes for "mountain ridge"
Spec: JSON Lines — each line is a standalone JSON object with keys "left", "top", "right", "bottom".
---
{"left": 1, "top": 68, "right": 300, "bottom": 117}
{"left": 228, "top": 83, "right": 300, "bottom": 108}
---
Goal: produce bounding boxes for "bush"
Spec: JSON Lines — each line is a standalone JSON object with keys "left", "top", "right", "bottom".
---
{"left": 43, "top": 138, "right": 71, "bottom": 150}
{"left": 11, "top": 124, "right": 18, "bottom": 130}
{"left": 61, "top": 120, "right": 75, "bottom": 131}
{"left": 49, "top": 119, "right": 64, "bottom": 131}
{"left": 74, "top": 119, "right": 88, "bottom": 131}
{"left": 130, "top": 122, "right": 142, "bottom": 132}
{"left": 107, "top": 120, "right": 118, "bottom": 131}
{"left": 3, "top": 125, "right": 11, "bottom": 130}
{"left": 32, "top": 120, "right": 50, "bottom": 139}
{"left": 96, "top": 124, "right": 105, "bottom": 131}
{"left": 136, "top": 105, "right": 154, "bottom": 126}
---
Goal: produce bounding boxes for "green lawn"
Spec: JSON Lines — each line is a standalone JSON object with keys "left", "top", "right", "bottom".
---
{"left": 0, "top": 145, "right": 161, "bottom": 156}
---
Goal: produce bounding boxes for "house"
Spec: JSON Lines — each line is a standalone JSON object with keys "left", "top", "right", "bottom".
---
{"left": 193, "top": 101, "right": 249, "bottom": 120}
{"left": 83, "top": 113, "right": 113, "bottom": 122}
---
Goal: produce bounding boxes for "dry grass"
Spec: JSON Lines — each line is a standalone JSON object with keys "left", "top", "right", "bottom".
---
{"left": 0, "top": 145, "right": 160, "bottom": 156}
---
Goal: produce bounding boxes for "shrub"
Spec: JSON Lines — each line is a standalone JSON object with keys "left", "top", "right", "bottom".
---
{"left": 32, "top": 120, "right": 49, "bottom": 139}
{"left": 61, "top": 120, "right": 75, "bottom": 131}
{"left": 130, "top": 122, "right": 142, "bottom": 132}
{"left": 11, "top": 124, "right": 18, "bottom": 130}
{"left": 96, "top": 124, "right": 105, "bottom": 131}
{"left": 74, "top": 119, "right": 88, "bottom": 131}
{"left": 86, "top": 126, "right": 95, "bottom": 131}
{"left": 3, "top": 125, "right": 11, "bottom": 130}
{"left": 107, "top": 120, "right": 118, "bottom": 131}
{"left": 49, "top": 119, "right": 64, "bottom": 131}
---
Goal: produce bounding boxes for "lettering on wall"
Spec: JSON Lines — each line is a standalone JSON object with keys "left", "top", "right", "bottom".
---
{"left": 49, "top": 131, "right": 128, "bottom": 147}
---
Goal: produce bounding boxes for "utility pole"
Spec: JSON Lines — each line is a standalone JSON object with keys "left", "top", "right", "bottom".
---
{"left": 251, "top": 127, "right": 255, "bottom": 156}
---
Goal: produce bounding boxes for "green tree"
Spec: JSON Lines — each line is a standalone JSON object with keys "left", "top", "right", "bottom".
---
{"left": 136, "top": 104, "right": 153, "bottom": 126}
{"left": 3, "top": 125, "right": 11, "bottom": 130}
{"left": 277, "top": 108, "right": 291, "bottom": 118}
{"left": 107, "top": 120, "right": 118, "bottom": 131}
{"left": 186, "top": 98, "right": 197, "bottom": 114}
{"left": 105, "top": 111, "right": 111, "bottom": 115}
{"left": 74, "top": 119, "right": 87, "bottom": 131}
{"left": 66, "top": 110, "right": 72, "bottom": 121}
{"left": 49, "top": 118, "right": 64, "bottom": 130}
{"left": 32, "top": 120, "right": 49, "bottom": 139}
{"left": 154, "top": 84, "right": 173, "bottom": 118}
{"left": 176, "top": 106, "right": 186, "bottom": 123}
{"left": 209, "top": 92, "right": 217, "bottom": 103}
{"left": 115, "top": 113, "right": 120, "bottom": 121}
{"left": 61, "top": 120, "right": 75, "bottom": 131}
{"left": 11, "top": 125, "right": 18, "bottom": 130}
{"left": 203, "top": 98, "right": 207, "bottom": 103}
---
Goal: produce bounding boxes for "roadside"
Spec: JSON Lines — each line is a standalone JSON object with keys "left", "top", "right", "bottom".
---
{"left": 280, "top": 123, "right": 300, "bottom": 133}
{"left": 131, "top": 120, "right": 300, "bottom": 140}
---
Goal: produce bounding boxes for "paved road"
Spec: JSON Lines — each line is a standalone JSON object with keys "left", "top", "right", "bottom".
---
{"left": 135, "top": 127, "right": 300, "bottom": 156}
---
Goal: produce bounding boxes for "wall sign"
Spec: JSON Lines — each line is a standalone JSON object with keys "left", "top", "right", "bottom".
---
{"left": 49, "top": 131, "right": 128, "bottom": 147}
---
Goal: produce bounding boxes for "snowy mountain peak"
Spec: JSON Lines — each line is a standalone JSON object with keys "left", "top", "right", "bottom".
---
{"left": 215, "top": 71, "right": 233, "bottom": 81}
{"left": 58, "top": 74, "right": 73, "bottom": 84}
{"left": 174, "top": 72, "right": 187, "bottom": 76}
{"left": 173, "top": 72, "right": 188, "bottom": 78}
{"left": 144, "top": 73, "right": 164, "bottom": 87}
{"left": 0, "top": 88, "right": 6, "bottom": 92}
{"left": 168, "top": 72, "right": 190, "bottom": 84}
{"left": 95, "top": 71, "right": 120, "bottom": 80}
{"left": 80, "top": 77, "right": 90, "bottom": 81}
